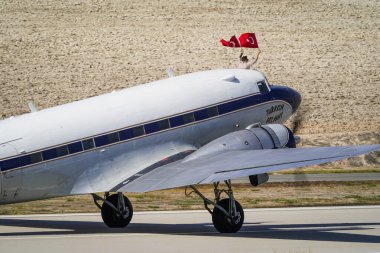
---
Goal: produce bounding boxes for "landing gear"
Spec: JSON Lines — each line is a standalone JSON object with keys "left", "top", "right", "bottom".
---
{"left": 92, "top": 192, "right": 133, "bottom": 228}
{"left": 212, "top": 198, "right": 244, "bottom": 233}
{"left": 188, "top": 180, "right": 244, "bottom": 233}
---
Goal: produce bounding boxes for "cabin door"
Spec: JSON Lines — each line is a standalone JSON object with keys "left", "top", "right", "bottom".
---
{"left": 0, "top": 144, "right": 22, "bottom": 201}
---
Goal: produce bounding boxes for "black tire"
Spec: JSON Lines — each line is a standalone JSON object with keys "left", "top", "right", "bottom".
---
{"left": 101, "top": 194, "right": 133, "bottom": 228}
{"left": 212, "top": 198, "right": 244, "bottom": 233}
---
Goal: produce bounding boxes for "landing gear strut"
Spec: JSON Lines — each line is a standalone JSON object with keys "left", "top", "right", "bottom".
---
{"left": 92, "top": 192, "right": 133, "bottom": 228}
{"left": 187, "top": 180, "right": 244, "bottom": 233}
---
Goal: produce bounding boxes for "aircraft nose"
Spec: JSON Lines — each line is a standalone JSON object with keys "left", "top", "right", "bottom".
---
{"left": 260, "top": 84, "right": 301, "bottom": 113}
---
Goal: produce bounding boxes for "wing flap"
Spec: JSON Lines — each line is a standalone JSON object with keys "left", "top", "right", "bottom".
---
{"left": 202, "top": 157, "right": 352, "bottom": 183}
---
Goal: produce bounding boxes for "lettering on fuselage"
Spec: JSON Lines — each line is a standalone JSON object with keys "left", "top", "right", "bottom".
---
{"left": 266, "top": 104, "right": 284, "bottom": 116}
{"left": 266, "top": 112, "right": 283, "bottom": 124}
{"left": 266, "top": 104, "right": 285, "bottom": 124}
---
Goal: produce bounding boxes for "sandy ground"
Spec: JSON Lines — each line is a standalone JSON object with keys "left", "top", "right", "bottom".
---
{"left": 0, "top": 0, "right": 379, "bottom": 166}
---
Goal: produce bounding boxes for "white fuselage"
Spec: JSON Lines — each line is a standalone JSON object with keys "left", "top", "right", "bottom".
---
{"left": 0, "top": 69, "right": 295, "bottom": 204}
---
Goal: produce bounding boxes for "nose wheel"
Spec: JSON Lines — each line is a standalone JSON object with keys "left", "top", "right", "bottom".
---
{"left": 92, "top": 192, "right": 133, "bottom": 228}
{"left": 188, "top": 180, "right": 245, "bottom": 233}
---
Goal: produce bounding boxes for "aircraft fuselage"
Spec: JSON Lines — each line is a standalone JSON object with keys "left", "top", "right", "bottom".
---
{"left": 0, "top": 69, "right": 301, "bottom": 204}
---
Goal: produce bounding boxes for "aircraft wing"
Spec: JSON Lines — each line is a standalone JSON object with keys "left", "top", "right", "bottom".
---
{"left": 115, "top": 145, "right": 380, "bottom": 193}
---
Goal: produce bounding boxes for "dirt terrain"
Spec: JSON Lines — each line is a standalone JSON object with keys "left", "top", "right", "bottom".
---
{"left": 1, "top": 0, "right": 379, "bottom": 167}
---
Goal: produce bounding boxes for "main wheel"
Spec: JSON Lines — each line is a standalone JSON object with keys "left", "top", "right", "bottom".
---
{"left": 212, "top": 198, "right": 244, "bottom": 233}
{"left": 101, "top": 194, "right": 133, "bottom": 228}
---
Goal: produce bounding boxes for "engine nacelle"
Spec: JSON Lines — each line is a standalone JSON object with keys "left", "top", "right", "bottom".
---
{"left": 249, "top": 173, "right": 269, "bottom": 186}
{"left": 245, "top": 123, "right": 296, "bottom": 149}
{"left": 183, "top": 124, "right": 296, "bottom": 162}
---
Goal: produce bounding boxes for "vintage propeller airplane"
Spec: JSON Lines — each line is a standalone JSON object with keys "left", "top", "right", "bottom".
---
{"left": 0, "top": 69, "right": 379, "bottom": 233}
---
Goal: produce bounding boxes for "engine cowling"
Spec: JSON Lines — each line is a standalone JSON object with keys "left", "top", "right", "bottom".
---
{"left": 184, "top": 124, "right": 296, "bottom": 162}
{"left": 183, "top": 124, "right": 295, "bottom": 186}
{"left": 245, "top": 123, "right": 296, "bottom": 149}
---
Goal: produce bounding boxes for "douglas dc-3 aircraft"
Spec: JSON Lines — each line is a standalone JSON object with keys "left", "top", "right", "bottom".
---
{"left": 0, "top": 69, "right": 379, "bottom": 233}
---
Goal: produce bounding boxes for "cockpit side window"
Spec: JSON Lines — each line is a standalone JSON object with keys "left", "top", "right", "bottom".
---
{"left": 257, "top": 80, "right": 270, "bottom": 94}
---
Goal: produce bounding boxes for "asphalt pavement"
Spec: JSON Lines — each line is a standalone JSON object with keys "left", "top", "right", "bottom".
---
{"left": 0, "top": 206, "right": 379, "bottom": 253}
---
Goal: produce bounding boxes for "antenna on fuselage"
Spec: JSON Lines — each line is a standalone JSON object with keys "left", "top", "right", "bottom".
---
{"left": 28, "top": 101, "right": 38, "bottom": 113}
{"left": 166, "top": 68, "right": 175, "bottom": 78}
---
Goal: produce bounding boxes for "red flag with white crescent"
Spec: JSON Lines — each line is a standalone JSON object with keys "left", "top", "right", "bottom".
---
{"left": 238, "top": 33, "right": 259, "bottom": 48}
{"left": 220, "top": 35, "right": 241, "bottom": 47}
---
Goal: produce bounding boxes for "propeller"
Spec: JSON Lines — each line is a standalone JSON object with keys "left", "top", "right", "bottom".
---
{"left": 290, "top": 102, "right": 308, "bottom": 135}
{"left": 291, "top": 111, "right": 304, "bottom": 135}
{"left": 289, "top": 102, "right": 312, "bottom": 185}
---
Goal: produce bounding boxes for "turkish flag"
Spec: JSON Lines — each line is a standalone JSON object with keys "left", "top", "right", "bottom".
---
{"left": 238, "top": 33, "right": 259, "bottom": 48}
{"left": 220, "top": 35, "right": 241, "bottom": 47}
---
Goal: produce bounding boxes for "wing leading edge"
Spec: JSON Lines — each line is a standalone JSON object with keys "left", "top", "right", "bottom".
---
{"left": 115, "top": 144, "right": 380, "bottom": 193}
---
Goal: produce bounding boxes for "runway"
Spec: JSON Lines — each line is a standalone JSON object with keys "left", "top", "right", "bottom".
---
{"left": 0, "top": 206, "right": 379, "bottom": 253}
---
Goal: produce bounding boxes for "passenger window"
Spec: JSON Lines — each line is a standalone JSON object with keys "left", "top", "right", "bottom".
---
{"left": 82, "top": 138, "right": 95, "bottom": 150}
{"left": 182, "top": 113, "right": 195, "bottom": 124}
{"left": 30, "top": 152, "right": 42, "bottom": 163}
{"left": 56, "top": 146, "right": 69, "bottom": 157}
{"left": 194, "top": 109, "right": 208, "bottom": 121}
{"left": 108, "top": 132, "right": 120, "bottom": 143}
{"left": 42, "top": 148, "right": 57, "bottom": 160}
{"left": 120, "top": 126, "right": 144, "bottom": 140}
{"left": 20, "top": 153, "right": 42, "bottom": 166}
{"left": 169, "top": 115, "right": 184, "bottom": 127}
{"left": 95, "top": 133, "right": 120, "bottom": 147}
{"left": 170, "top": 113, "right": 194, "bottom": 127}
{"left": 68, "top": 142, "right": 83, "bottom": 154}
{"left": 107, "top": 133, "right": 120, "bottom": 143}
{"left": 207, "top": 106, "right": 219, "bottom": 117}
{"left": 132, "top": 126, "right": 145, "bottom": 137}
{"left": 119, "top": 129, "right": 133, "bottom": 141}
{"left": 145, "top": 119, "right": 169, "bottom": 134}
{"left": 144, "top": 123, "right": 157, "bottom": 134}
{"left": 157, "top": 119, "right": 169, "bottom": 130}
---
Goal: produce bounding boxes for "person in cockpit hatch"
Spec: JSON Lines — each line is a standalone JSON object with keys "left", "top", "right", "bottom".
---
{"left": 238, "top": 48, "right": 261, "bottom": 69}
